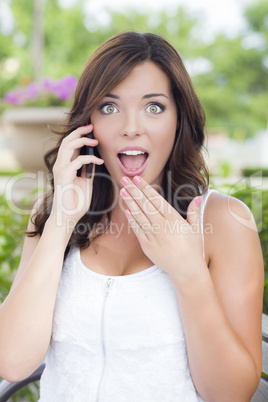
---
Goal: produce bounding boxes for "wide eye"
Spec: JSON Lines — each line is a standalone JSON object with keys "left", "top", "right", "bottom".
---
{"left": 146, "top": 103, "right": 165, "bottom": 114}
{"left": 100, "top": 103, "right": 118, "bottom": 114}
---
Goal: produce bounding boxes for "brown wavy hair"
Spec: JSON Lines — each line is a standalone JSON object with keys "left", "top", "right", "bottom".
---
{"left": 27, "top": 31, "right": 209, "bottom": 253}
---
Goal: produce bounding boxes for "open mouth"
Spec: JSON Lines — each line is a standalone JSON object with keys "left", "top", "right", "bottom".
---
{"left": 117, "top": 149, "right": 149, "bottom": 177}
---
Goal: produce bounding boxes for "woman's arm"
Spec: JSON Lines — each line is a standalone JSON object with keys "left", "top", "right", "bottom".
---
{"left": 0, "top": 209, "right": 71, "bottom": 382}
{"left": 0, "top": 125, "right": 103, "bottom": 382}
{"left": 171, "top": 192, "right": 264, "bottom": 401}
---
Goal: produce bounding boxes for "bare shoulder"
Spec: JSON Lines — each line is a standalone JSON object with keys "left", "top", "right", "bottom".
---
{"left": 203, "top": 191, "right": 261, "bottom": 265}
{"left": 205, "top": 190, "right": 257, "bottom": 232}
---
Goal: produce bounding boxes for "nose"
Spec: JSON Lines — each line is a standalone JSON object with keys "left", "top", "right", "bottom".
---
{"left": 120, "top": 111, "right": 144, "bottom": 138}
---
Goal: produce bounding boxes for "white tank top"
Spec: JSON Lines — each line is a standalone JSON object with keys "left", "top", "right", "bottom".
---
{"left": 39, "top": 189, "right": 216, "bottom": 401}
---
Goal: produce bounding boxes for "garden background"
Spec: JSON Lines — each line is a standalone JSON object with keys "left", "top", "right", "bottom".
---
{"left": 0, "top": 0, "right": 268, "bottom": 400}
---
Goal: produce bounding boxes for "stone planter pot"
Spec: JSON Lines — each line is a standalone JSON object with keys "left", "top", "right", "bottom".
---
{"left": 2, "top": 107, "right": 66, "bottom": 173}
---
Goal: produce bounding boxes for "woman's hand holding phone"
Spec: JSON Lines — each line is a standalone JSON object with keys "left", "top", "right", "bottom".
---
{"left": 51, "top": 124, "right": 104, "bottom": 227}
{"left": 77, "top": 128, "right": 95, "bottom": 179}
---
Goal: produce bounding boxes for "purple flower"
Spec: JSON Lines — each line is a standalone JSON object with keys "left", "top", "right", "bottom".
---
{"left": 4, "top": 88, "right": 27, "bottom": 105}
{"left": 41, "top": 78, "right": 53, "bottom": 91}
{"left": 26, "top": 83, "right": 39, "bottom": 100}
{"left": 4, "top": 92, "right": 18, "bottom": 105}
{"left": 4, "top": 75, "right": 78, "bottom": 106}
{"left": 58, "top": 88, "right": 71, "bottom": 100}
{"left": 63, "top": 75, "right": 78, "bottom": 91}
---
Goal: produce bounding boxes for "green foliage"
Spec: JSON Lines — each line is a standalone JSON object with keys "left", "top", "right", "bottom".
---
{"left": 0, "top": 193, "right": 29, "bottom": 301}
{"left": 219, "top": 161, "right": 232, "bottom": 178}
{"left": 190, "top": 0, "right": 268, "bottom": 137}
{"left": 241, "top": 168, "right": 268, "bottom": 177}
{"left": 43, "top": 1, "right": 99, "bottom": 78}
{"left": 0, "top": 380, "right": 40, "bottom": 402}
{"left": 244, "top": 0, "right": 268, "bottom": 33}
{"left": 195, "top": 31, "right": 268, "bottom": 136}
{"left": 0, "top": 0, "right": 34, "bottom": 94}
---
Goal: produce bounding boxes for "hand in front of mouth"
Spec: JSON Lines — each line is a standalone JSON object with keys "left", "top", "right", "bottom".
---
{"left": 119, "top": 175, "right": 206, "bottom": 280}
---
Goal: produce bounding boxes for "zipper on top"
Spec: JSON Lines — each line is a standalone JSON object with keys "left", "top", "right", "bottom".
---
{"left": 95, "top": 277, "right": 114, "bottom": 401}
{"left": 105, "top": 277, "right": 114, "bottom": 296}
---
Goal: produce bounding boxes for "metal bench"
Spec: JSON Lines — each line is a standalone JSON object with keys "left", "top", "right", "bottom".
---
{"left": 252, "top": 313, "right": 268, "bottom": 402}
{"left": 0, "top": 362, "right": 45, "bottom": 402}
{"left": 0, "top": 315, "right": 268, "bottom": 401}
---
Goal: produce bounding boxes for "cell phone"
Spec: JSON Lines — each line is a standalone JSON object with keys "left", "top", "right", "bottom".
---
{"left": 77, "top": 130, "right": 94, "bottom": 179}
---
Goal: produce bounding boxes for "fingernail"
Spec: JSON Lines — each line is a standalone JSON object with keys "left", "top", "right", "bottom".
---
{"left": 133, "top": 176, "right": 141, "bottom": 184}
{"left": 125, "top": 209, "right": 131, "bottom": 217}
{"left": 120, "top": 188, "right": 128, "bottom": 197}
{"left": 195, "top": 197, "right": 203, "bottom": 206}
{"left": 121, "top": 177, "right": 129, "bottom": 185}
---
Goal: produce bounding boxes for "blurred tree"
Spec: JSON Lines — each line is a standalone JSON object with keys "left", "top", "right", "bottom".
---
{"left": 33, "top": 0, "right": 45, "bottom": 80}
{"left": 194, "top": 0, "right": 268, "bottom": 137}
{"left": 0, "top": 0, "right": 92, "bottom": 91}
{"left": 0, "top": 0, "right": 34, "bottom": 95}
{"left": 0, "top": 0, "right": 267, "bottom": 137}
{"left": 0, "top": 1, "right": 204, "bottom": 97}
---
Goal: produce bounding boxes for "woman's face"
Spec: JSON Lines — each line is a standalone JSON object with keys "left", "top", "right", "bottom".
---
{"left": 90, "top": 61, "right": 178, "bottom": 187}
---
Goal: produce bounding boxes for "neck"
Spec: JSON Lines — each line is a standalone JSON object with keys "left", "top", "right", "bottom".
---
{"left": 107, "top": 203, "right": 138, "bottom": 244}
{"left": 97, "top": 204, "right": 146, "bottom": 259}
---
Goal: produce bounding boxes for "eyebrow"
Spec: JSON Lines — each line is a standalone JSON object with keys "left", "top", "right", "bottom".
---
{"left": 143, "top": 93, "right": 169, "bottom": 99}
{"left": 105, "top": 94, "right": 120, "bottom": 99}
{"left": 105, "top": 93, "right": 169, "bottom": 100}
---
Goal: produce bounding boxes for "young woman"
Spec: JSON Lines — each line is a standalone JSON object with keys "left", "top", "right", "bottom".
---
{"left": 0, "top": 32, "right": 264, "bottom": 401}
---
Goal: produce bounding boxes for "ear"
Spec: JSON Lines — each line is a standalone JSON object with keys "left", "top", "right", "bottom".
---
{"left": 186, "top": 196, "right": 203, "bottom": 229}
